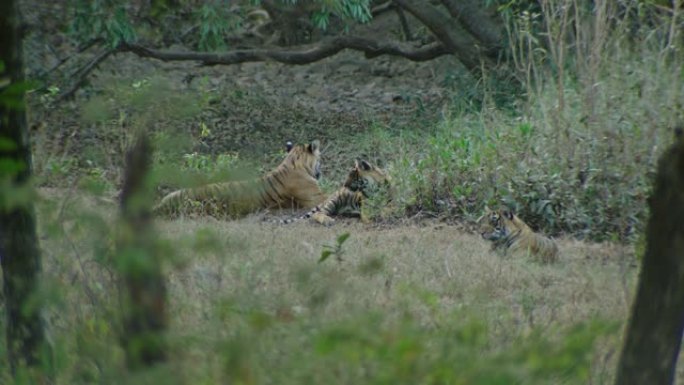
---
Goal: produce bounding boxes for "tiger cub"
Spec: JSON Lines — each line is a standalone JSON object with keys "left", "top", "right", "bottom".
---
{"left": 477, "top": 206, "right": 559, "bottom": 263}
{"left": 281, "top": 159, "right": 391, "bottom": 226}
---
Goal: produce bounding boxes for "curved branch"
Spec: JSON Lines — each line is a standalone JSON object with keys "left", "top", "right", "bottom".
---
{"left": 121, "top": 37, "right": 449, "bottom": 65}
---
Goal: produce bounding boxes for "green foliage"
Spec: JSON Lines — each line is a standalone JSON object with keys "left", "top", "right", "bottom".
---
{"left": 169, "top": 151, "right": 246, "bottom": 186}
{"left": 0, "top": 61, "right": 38, "bottom": 212}
{"left": 306, "top": 0, "right": 372, "bottom": 30}
{"left": 196, "top": 2, "right": 240, "bottom": 51}
{"left": 69, "top": 0, "right": 136, "bottom": 47}
{"left": 0, "top": 80, "right": 36, "bottom": 111}
{"left": 387, "top": 113, "right": 653, "bottom": 241}
{"left": 183, "top": 151, "right": 239, "bottom": 172}
{"left": 319, "top": 232, "right": 350, "bottom": 263}
{"left": 311, "top": 315, "right": 615, "bottom": 384}
{"left": 0, "top": 60, "right": 37, "bottom": 112}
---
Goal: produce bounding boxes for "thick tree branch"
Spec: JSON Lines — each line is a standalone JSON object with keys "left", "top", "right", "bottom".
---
{"left": 121, "top": 36, "right": 449, "bottom": 65}
{"left": 439, "top": 0, "right": 504, "bottom": 56}
{"left": 393, "top": 0, "right": 486, "bottom": 72}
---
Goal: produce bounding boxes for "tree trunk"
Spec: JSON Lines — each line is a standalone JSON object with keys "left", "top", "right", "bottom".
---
{"left": 0, "top": 0, "right": 47, "bottom": 375}
{"left": 614, "top": 129, "right": 684, "bottom": 385}
{"left": 118, "top": 133, "right": 168, "bottom": 369}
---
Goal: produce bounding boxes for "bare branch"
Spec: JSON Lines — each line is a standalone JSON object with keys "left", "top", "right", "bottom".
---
{"left": 56, "top": 47, "right": 116, "bottom": 101}
{"left": 121, "top": 36, "right": 449, "bottom": 65}
{"left": 34, "top": 38, "right": 105, "bottom": 92}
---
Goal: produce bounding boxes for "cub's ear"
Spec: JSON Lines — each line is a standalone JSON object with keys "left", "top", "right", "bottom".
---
{"left": 503, "top": 210, "right": 514, "bottom": 220}
{"left": 483, "top": 205, "right": 492, "bottom": 213}
{"left": 307, "top": 139, "right": 321, "bottom": 153}
{"left": 286, "top": 141, "right": 294, "bottom": 152}
{"left": 355, "top": 158, "right": 372, "bottom": 171}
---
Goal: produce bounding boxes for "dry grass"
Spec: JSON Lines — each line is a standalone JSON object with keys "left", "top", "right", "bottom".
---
{"left": 30, "top": 189, "right": 642, "bottom": 383}
{"left": 161, "top": 217, "right": 636, "bottom": 329}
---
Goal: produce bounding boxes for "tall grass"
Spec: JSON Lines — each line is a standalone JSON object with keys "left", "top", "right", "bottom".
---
{"left": 384, "top": 1, "right": 683, "bottom": 241}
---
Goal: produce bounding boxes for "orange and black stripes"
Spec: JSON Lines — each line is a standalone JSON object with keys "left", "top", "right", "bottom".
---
{"left": 153, "top": 140, "right": 324, "bottom": 218}
{"left": 477, "top": 207, "right": 559, "bottom": 263}
{"left": 280, "top": 159, "right": 391, "bottom": 226}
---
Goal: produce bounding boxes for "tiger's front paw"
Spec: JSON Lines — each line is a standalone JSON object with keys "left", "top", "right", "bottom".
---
{"left": 312, "top": 212, "right": 335, "bottom": 226}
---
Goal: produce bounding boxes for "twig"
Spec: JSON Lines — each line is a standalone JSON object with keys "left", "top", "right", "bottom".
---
{"left": 444, "top": 244, "right": 454, "bottom": 278}
{"left": 56, "top": 46, "right": 116, "bottom": 102}
{"left": 35, "top": 38, "right": 104, "bottom": 83}
{"left": 57, "top": 178, "right": 100, "bottom": 308}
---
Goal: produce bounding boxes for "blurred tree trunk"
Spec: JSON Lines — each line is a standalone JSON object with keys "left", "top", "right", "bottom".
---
{"left": 614, "top": 130, "right": 684, "bottom": 385}
{"left": 118, "top": 132, "right": 168, "bottom": 369}
{"left": 0, "top": 0, "right": 47, "bottom": 375}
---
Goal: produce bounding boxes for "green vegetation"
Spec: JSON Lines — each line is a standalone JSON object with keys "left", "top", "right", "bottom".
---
{"left": 2, "top": 210, "right": 629, "bottom": 384}
{"left": 5, "top": 0, "right": 683, "bottom": 383}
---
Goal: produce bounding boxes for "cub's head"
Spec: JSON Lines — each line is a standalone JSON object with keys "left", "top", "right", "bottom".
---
{"left": 477, "top": 206, "right": 519, "bottom": 241}
{"left": 283, "top": 139, "right": 322, "bottom": 180}
{"left": 344, "top": 159, "right": 391, "bottom": 195}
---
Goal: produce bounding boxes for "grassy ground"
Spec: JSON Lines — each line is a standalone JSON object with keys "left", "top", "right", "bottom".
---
{"left": 14, "top": 189, "right": 642, "bottom": 384}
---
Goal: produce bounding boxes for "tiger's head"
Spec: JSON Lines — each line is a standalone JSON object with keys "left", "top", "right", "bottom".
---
{"left": 344, "top": 159, "right": 392, "bottom": 196}
{"left": 283, "top": 139, "right": 322, "bottom": 180}
{"left": 477, "top": 206, "right": 525, "bottom": 241}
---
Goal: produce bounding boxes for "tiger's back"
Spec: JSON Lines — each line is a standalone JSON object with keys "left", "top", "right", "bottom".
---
{"left": 154, "top": 140, "right": 325, "bottom": 218}
{"left": 478, "top": 207, "right": 559, "bottom": 263}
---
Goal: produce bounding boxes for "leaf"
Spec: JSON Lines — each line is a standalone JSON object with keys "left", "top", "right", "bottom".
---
{"left": 319, "top": 249, "right": 333, "bottom": 263}
{"left": 0, "top": 137, "right": 17, "bottom": 152}
{"left": 336, "top": 232, "right": 350, "bottom": 245}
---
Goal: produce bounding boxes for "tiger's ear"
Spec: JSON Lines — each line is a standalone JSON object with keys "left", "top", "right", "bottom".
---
{"left": 307, "top": 139, "right": 320, "bottom": 153}
{"left": 357, "top": 159, "right": 372, "bottom": 171}
{"left": 286, "top": 141, "right": 294, "bottom": 152}
{"left": 502, "top": 210, "right": 514, "bottom": 220}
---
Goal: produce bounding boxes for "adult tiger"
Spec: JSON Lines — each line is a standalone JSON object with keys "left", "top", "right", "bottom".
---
{"left": 477, "top": 206, "right": 559, "bottom": 263}
{"left": 154, "top": 140, "right": 325, "bottom": 218}
{"left": 280, "top": 159, "right": 391, "bottom": 226}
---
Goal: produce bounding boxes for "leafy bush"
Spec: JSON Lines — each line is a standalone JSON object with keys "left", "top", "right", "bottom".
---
{"left": 69, "top": 0, "right": 136, "bottom": 47}
{"left": 196, "top": 2, "right": 239, "bottom": 51}
{"left": 391, "top": 113, "right": 653, "bottom": 241}
{"left": 377, "top": 2, "right": 681, "bottom": 242}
